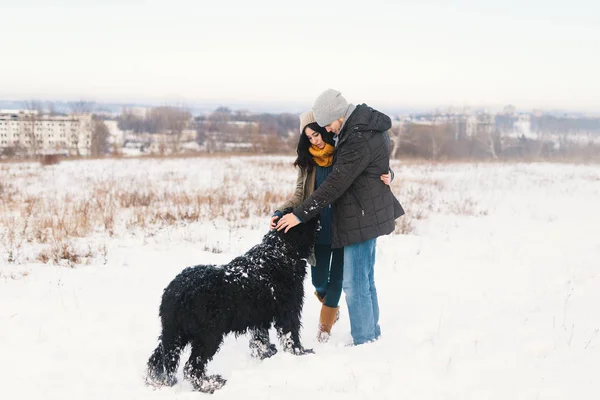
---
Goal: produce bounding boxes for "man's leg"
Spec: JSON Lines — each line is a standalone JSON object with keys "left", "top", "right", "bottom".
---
{"left": 343, "top": 238, "right": 377, "bottom": 345}
{"left": 367, "top": 239, "right": 380, "bottom": 339}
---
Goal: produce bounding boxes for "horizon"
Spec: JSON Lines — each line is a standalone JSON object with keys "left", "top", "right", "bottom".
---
{"left": 2, "top": 0, "right": 600, "bottom": 112}
{"left": 0, "top": 98, "right": 598, "bottom": 117}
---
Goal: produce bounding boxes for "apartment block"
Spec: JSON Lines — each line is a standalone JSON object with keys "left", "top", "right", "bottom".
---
{"left": 0, "top": 111, "right": 93, "bottom": 155}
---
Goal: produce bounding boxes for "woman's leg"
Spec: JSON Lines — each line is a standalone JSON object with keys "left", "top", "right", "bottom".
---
{"left": 312, "top": 244, "right": 332, "bottom": 299}
{"left": 324, "top": 246, "right": 343, "bottom": 308}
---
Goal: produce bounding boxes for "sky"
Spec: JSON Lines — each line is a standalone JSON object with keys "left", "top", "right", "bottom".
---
{"left": 1, "top": 0, "right": 599, "bottom": 112}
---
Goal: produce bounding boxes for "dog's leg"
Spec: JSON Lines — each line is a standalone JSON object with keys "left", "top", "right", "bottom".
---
{"left": 249, "top": 328, "right": 277, "bottom": 360}
{"left": 276, "top": 317, "right": 314, "bottom": 356}
{"left": 184, "top": 336, "right": 226, "bottom": 393}
{"left": 146, "top": 331, "right": 184, "bottom": 387}
{"left": 161, "top": 333, "right": 185, "bottom": 385}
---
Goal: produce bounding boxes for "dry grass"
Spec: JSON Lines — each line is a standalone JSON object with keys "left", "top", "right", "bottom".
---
{"left": 40, "top": 154, "right": 61, "bottom": 166}
{"left": 447, "top": 197, "right": 488, "bottom": 217}
{"left": 36, "top": 240, "right": 93, "bottom": 268}
{"left": 0, "top": 270, "right": 30, "bottom": 280}
{"left": 1, "top": 220, "right": 23, "bottom": 263}
{"left": 0, "top": 156, "right": 500, "bottom": 266}
{"left": 390, "top": 175, "right": 444, "bottom": 235}
{"left": 203, "top": 243, "right": 223, "bottom": 254}
{"left": 393, "top": 215, "right": 415, "bottom": 235}
{"left": 0, "top": 158, "right": 297, "bottom": 266}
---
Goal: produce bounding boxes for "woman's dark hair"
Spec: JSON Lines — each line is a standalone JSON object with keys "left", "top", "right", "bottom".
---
{"left": 293, "top": 122, "right": 335, "bottom": 173}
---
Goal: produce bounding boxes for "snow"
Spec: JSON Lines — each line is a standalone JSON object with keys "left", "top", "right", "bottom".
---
{"left": 1, "top": 157, "right": 599, "bottom": 399}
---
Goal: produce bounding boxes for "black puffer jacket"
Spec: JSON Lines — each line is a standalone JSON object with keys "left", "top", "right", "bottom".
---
{"left": 293, "top": 104, "right": 404, "bottom": 248}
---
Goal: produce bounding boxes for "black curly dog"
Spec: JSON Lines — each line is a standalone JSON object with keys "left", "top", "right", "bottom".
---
{"left": 146, "top": 212, "right": 318, "bottom": 393}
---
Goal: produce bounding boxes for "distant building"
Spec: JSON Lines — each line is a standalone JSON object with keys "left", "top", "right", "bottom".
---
{"left": 466, "top": 113, "right": 494, "bottom": 137}
{"left": 513, "top": 114, "right": 533, "bottom": 139}
{"left": 122, "top": 106, "right": 149, "bottom": 118}
{"left": 0, "top": 111, "right": 93, "bottom": 155}
{"left": 121, "top": 129, "right": 198, "bottom": 155}
{"left": 503, "top": 105, "right": 517, "bottom": 115}
{"left": 104, "top": 120, "right": 125, "bottom": 148}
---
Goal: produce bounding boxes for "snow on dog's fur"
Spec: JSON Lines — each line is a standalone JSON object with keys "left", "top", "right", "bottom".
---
{"left": 146, "top": 211, "right": 318, "bottom": 393}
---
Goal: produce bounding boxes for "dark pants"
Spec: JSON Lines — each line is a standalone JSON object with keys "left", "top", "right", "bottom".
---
{"left": 312, "top": 244, "right": 344, "bottom": 308}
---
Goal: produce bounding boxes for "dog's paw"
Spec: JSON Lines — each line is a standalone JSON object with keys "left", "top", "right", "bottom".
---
{"left": 250, "top": 340, "right": 278, "bottom": 360}
{"left": 145, "top": 373, "right": 177, "bottom": 388}
{"left": 192, "top": 374, "right": 227, "bottom": 394}
{"left": 298, "top": 347, "right": 315, "bottom": 355}
{"left": 285, "top": 346, "right": 314, "bottom": 356}
{"left": 262, "top": 343, "right": 278, "bottom": 359}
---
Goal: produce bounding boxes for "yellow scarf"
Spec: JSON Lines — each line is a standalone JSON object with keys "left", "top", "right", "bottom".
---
{"left": 309, "top": 143, "right": 335, "bottom": 167}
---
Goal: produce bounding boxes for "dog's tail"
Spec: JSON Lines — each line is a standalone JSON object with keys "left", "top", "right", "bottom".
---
{"left": 145, "top": 334, "right": 182, "bottom": 387}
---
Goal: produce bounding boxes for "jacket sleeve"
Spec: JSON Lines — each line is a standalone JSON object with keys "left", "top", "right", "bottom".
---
{"left": 276, "top": 169, "right": 305, "bottom": 212}
{"left": 293, "top": 134, "right": 371, "bottom": 222}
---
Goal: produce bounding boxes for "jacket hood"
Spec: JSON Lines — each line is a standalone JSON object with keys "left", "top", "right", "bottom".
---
{"left": 342, "top": 104, "right": 392, "bottom": 134}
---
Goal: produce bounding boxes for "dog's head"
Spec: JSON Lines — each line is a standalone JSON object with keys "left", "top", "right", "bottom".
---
{"left": 271, "top": 209, "right": 319, "bottom": 258}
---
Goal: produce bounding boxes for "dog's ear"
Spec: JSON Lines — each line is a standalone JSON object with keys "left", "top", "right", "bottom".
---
{"left": 306, "top": 217, "right": 319, "bottom": 234}
{"left": 278, "top": 216, "right": 318, "bottom": 245}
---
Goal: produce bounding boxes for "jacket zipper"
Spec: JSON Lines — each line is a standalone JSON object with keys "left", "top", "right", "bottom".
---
{"left": 349, "top": 188, "right": 365, "bottom": 216}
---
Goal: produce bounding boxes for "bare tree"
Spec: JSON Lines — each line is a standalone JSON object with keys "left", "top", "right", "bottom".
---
{"left": 90, "top": 118, "right": 110, "bottom": 157}
{"left": 69, "top": 100, "right": 95, "bottom": 156}
{"left": 165, "top": 106, "right": 191, "bottom": 153}
{"left": 388, "top": 122, "right": 417, "bottom": 159}
{"left": 22, "top": 100, "right": 44, "bottom": 156}
{"left": 46, "top": 101, "right": 60, "bottom": 116}
{"left": 430, "top": 111, "right": 442, "bottom": 160}
{"left": 476, "top": 113, "right": 498, "bottom": 159}
{"left": 147, "top": 106, "right": 192, "bottom": 153}
{"left": 118, "top": 107, "right": 146, "bottom": 133}
{"left": 69, "top": 100, "right": 96, "bottom": 114}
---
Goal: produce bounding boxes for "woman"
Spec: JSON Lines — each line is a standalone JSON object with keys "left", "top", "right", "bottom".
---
{"left": 270, "top": 111, "right": 393, "bottom": 343}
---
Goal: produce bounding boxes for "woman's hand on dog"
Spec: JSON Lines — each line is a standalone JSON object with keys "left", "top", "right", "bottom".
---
{"left": 269, "top": 216, "right": 278, "bottom": 230}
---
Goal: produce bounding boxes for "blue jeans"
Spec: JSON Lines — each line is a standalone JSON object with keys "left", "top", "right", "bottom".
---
{"left": 343, "top": 238, "right": 380, "bottom": 345}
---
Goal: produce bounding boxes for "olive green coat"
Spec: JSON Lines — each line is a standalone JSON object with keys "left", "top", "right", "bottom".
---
{"left": 276, "top": 167, "right": 318, "bottom": 265}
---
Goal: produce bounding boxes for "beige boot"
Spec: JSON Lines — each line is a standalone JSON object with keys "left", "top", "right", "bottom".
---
{"left": 314, "top": 291, "right": 325, "bottom": 304}
{"left": 317, "top": 304, "right": 339, "bottom": 343}
{"left": 314, "top": 291, "right": 340, "bottom": 323}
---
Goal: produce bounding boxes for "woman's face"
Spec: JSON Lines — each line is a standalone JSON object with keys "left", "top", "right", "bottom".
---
{"left": 305, "top": 127, "right": 325, "bottom": 149}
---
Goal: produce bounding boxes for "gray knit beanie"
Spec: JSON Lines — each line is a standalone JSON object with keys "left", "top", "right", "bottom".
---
{"left": 299, "top": 110, "right": 317, "bottom": 134}
{"left": 312, "top": 89, "right": 349, "bottom": 127}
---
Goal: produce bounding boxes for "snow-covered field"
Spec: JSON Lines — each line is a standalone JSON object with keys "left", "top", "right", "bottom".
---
{"left": 1, "top": 157, "right": 599, "bottom": 399}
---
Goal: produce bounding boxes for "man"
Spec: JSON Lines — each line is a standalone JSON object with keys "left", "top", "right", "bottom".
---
{"left": 276, "top": 89, "right": 404, "bottom": 345}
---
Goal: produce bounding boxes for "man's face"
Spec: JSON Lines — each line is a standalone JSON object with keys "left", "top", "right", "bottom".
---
{"left": 325, "top": 118, "right": 343, "bottom": 134}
